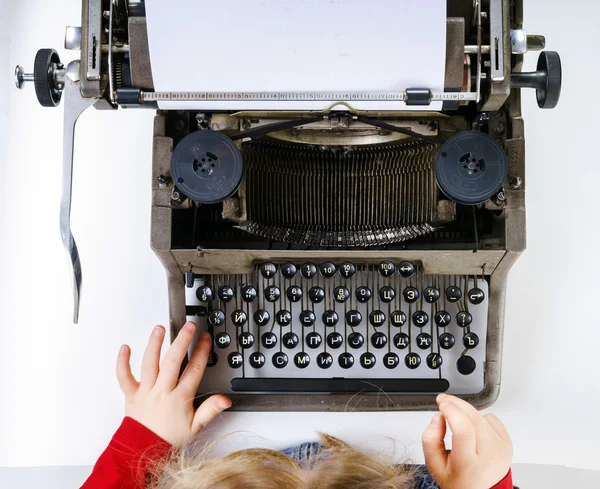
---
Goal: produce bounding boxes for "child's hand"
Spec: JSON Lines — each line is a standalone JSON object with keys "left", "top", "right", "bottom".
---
{"left": 422, "top": 393, "right": 513, "bottom": 489}
{"left": 116, "top": 322, "right": 232, "bottom": 448}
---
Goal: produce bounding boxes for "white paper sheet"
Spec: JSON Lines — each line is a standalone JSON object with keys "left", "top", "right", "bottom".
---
{"left": 144, "top": 0, "right": 447, "bottom": 111}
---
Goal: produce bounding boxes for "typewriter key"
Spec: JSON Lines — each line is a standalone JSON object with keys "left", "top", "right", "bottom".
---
{"left": 360, "top": 352, "right": 376, "bottom": 369}
{"left": 391, "top": 311, "right": 407, "bottom": 327}
{"left": 371, "top": 332, "right": 388, "bottom": 349}
{"left": 260, "top": 263, "right": 277, "bottom": 279}
{"left": 264, "top": 285, "right": 281, "bottom": 302}
{"left": 249, "top": 352, "right": 266, "bottom": 369}
{"left": 423, "top": 287, "right": 440, "bottom": 303}
{"left": 327, "top": 332, "right": 344, "bottom": 349}
{"left": 356, "top": 286, "right": 372, "bottom": 303}
{"left": 301, "top": 263, "right": 318, "bottom": 279}
{"left": 468, "top": 288, "right": 485, "bottom": 304}
{"left": 346, "top": 310, "right": 363, "bottom": 327}
{"left": 416, "top": 333, "right": 433, "bottom": 349}
{"left": 300, "top": 310, "right": 316, "bottom": 326}
{"left": 379, "top": 286, "right": 395, "bottom": 303}
{"left": 306, "top": 332, "right": 322, "bottom": 349}
{"left": 339, "top": 352, "right": 354, "bottom": 369}
{"left": 309, "top": 286, "right": 325, "bottom": 303}
{"left": 283, "top": 332, "right": 299, "bottom": 349}
{"left": 339, "top": 262, "right": 356, "bottom": 278}
{"left": 286, "top": 286, "right": 303, "bottom": 302}
{"left": 439, "top": 333, "right": 455, "bottom": 349}
{"left": 348, "top": 332, "right": 364, "bottom": 349}
{"left": 435, "top": 131, "right": 509, "bottom": 206}
{"left": 208, "top": 309, "right": 225, "bottom": 326}
{"left": 206, "top": 352, "right": 218, "bottom": 367}
{"left": 427, "top": 353, "right": 443, "bottom": 369}
{"left": 405, "top": 353, "right": 421, "bottom": 369}
{"left": 319, "top": 262, "right": 337, "bottom": 278}
{"left": 398, "top": 261, "right": 415, "bottom": 278}
{"left": 272, "top": 352, "right": 288, "bottom": 369}
{"left": 394, "top": 333, "right": 410, "bottom": 349}
{"left": 317, "top": 352, "right": 333, "bottom": 369}
{"left": 215, "top": 332, "right": 231, "bottom": 349}
{"left": 294, "top": 352, "right": 310, "bottom": 369}
{"left": 218, "top": 286, "right": 235, "bottom": 302}
{"left": 241, "top": 286, "right": 257, "bottom": 302}
{"left": 457, "top": 311, "right": 473, "bottom": 327}
{"left": 261, "top": 332, "right": 278, "bottom": 349}
{"left": 239, "top": 332, "right": 255, "bottom": 349}
{"left": 170, "top": 130, "right": 243, "bottom": 204}
{"left": 276, "top": 310, "right": 292, "bottom": 326}
{"left": 196, "top": 285, "right": 213, "bottom": 302}
{"left": 378, "top": 260, "right": 395, "bottom": 277}
{"left": 445, "top": 286, "right": 462, "bottom": 302}
{"left": 231, "top": 310, "right": 247, "bottom": 327}
{"left": 227, "top": 352, "right": 243, "bottom": 369}
{"left": 280, "top": 263, "right": 297, "bottom": 279}
{"left": 403, "top": 286, "right": 419, "bottom": 303}
{"left": 457, "top": 355, "right": 477, "bottom": 375}
{"left": 253, "top": 309, "right": 270, "bottom": 326}
{"left": 334, "top": 286, "right": 350, "bottom": 303}
{"left": 413, "top": 311, "right": 429, "bottom": 327}
{"left": 369, "top": 310, "right": 386, "bottom": 327}
{"left": 384, "top": 352, "right": 400, "bottom": 369}
{"left": 434, "top": 311, "right": 451, "bottom": 327}
{"left": 463, "top": 332, "right": 479, "bottom": 349}
{"left": 322, "top": 310, "right": 339, "bottom": 327}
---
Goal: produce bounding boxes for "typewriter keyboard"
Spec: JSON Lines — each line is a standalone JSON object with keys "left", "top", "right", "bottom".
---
{"left": 186, "top": 262, "right": 488, "bottom": 395}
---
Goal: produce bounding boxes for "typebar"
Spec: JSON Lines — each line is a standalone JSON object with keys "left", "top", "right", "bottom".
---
{"left": 230, "top": 377, "right": 450, "bottom": 393}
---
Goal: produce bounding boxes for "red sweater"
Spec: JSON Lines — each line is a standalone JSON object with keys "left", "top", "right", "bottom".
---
{"left": 81, "top": 417, "right": 514, "bottom": 489}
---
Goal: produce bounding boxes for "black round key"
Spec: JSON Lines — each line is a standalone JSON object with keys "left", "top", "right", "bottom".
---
{"left": 445, "top": 285, "right": 462, "bottom": 302}
{"left": 423, "top": 287, "right": 440, "bottom": 303}
{"left": 346, "top": 310, "right": 362, "bottom": 327}
{"left": 413, "top": 310, "right": 429, "bottom": 327}
{"left": 348, "top": 332, "right": 364, "bottom": 349}
{"left": 463, "top": 332, "right": 479, "bottom": 349}
{"left": 300, "top": 310, "right": 316, "bottom": 326}
{"left": 416, "top": 333, "right": 433, "bottom": 349}
{"left": 427, "top": 353, "right": 443, "bottom": 369}
{"left": 282, "top": 332, "right": 299, "bottom": 349}
{"left": 306, "top": 332, "right": 322, "bottom": 349}
{"left": 379, "top": 286, "right": 395, "bottom": 303}
{"left": 276, "top": 310, "right": 292, "bottom": 326}
{"left": 231, "top": 310, "right": 247, "bottom": 327}
{"left": 239, "top": 332, "right": 254, "bottom": 349}
{"left": 322, "top": 310, "right": 339, "bottom": 327}
{"left": 317, "top": 352, "right": 334, "bottom": 369}
{"left": 435, "top": 310, "right": 451, "bottom": 327}
{"left": 371, "top": 332, "right": 388, "bottom": 349}
{"left": 391, "top": 311, "right": 407, "bottom": 327}
{"left": 457, "top": 355, "right": 477, "bottom": 375}
{"left": 301, "top": 262, "right": 318, "bottom": 279}
{"left": 196, "top": 285, "right": 213, "bottom": 302}
{"left": 294, "top": 352, "right": 310, "bottom": 369}
{"left": 398, "top": 261, "right": 416, "bottom": 277}
{"left": 327, "top": 332, "right": 344, "bottom": 349}
{"left": 405, "top": 352, "right": 421, "bottom": 369}
{"left": 264, "top": 285, "right": 281, "bottom": 302}
{"left": 319, "top": 262, "right": 337, "bottom": 278}
{"left": 334, "top": 286, "right": 350, "bottom": 303}
{"left": 280, "top": 263, "right": 297, "bottom": 279}
{"left": 378, "top": 260, "right": 395, "bottom": 277}
{"left": 369, "top": 310, "right": 386, "bottom": 327}
{"left": 206, "top": 351, "right": 218, "bottom": 367}
{"left": 241, "top": 285, "right": 257, "bottom": 302}
{"left": 394, "top": 332, "right": 410, "bottom": 349}
{"left": 249, "top": 351, "right": 265, "bottom": 369}
{"left": 215, "top": 332, "right": 231, "bottom": 349}
{"left": 309, "top": 286, "right": 325, "bottom": 303}
{"left": 457, "top": 311, "right": 473, "bottom": 327}
{"left": 439, "top": 333, "right": 455, "bottom": 350}
{"left": 384, "top": 352, "right": 400, "bottom": 369}
{"left": 260, "top": 262, "right": 277, "bottom": 279}
{"left": 209, "top": 309, "right": 225, "bottom": 326}
{"left": 217, "top": 286, "right": 234, "bottom": 302}
{"left": 253, "top": 309, "right": 270, "bottom": 326}
{"left": 403, "top": 286, "right": 419, "bottom": 303}
{"left": 339, "top": 352, "right": 354, "bottom": 369}
{"left": 355, "top": 286, "right": 372, "bottom": 303}
{"left": 261, "top": 332, "right": 278, "bottom": 349}
{"left": 272, "top": 351, "right": 288, "bottom": 369}
{"left": 227, "top": 351, "right": 243, "bottom": 369}
{"left": 286, "top": 286, "right": 303, "bottom": 302}
{"left": 360, "top": 352, "right": 376, "bottom": 369}
{"left": 339, "top": 262, "right": 356, "bottom": 278}
{"left": 468, "top": 287, "right": 485, "bottom": 304}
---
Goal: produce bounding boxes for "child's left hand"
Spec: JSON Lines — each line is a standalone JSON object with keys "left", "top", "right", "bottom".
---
{"left": 116, "top": 322, "right": 232, "bottom": 448}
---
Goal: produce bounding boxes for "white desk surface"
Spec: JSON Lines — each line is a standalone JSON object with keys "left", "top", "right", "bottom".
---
{"left": 1, "top": 0, "right": 599, "bottom": 470}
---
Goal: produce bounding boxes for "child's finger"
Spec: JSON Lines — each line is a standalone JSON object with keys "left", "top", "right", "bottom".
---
{"left": 422, "top": 413, "right": 449, "bottom": 483}
{"left": 156, "top": 322, "right": 196, "bottom": 391}
{"left": 177, "top": 331, "right": 212, "bottom": 395}
{"left": 116, "top": 345, "right": 139, "bottom": 396}
{"left": 140, "top": 326, "right": 165, "bottom": 388}
{"left": 483, "top": 413, "right": 511, "bottom": 441}
{"left": 191, "top": 394, "right": 232, "bottom": 433}
{"left": 437, "top": 394, "right": 483, "bottom": 430}
{"left": 438, "top": 401, "right": 477, "bottom": 463}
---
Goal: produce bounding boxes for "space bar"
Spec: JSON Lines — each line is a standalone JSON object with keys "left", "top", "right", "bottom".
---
{"left": 230, "top": 378, "right": 449, "bottom": 393}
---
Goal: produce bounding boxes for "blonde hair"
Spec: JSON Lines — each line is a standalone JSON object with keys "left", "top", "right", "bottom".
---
{"left": 151, "top": 433, "right": 416, "bottom": 489}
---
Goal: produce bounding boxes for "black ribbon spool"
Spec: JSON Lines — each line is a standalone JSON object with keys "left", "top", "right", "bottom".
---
{"left": 170, "top": 131, "right": 243, "bottom": 204}
{"left": 435, "top": 131, "right": 508, "bottom": 205}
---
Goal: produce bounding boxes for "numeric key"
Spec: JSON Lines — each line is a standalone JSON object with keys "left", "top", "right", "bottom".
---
{"left": 334, "top": 286, "right": 350, "bottom": 303}
{"left": 264, "top": 285, "right": 281, "bottom": 302}
{"left": 309, "top": 286, "right": 325, "bottom": 303}
{"left": 280, "top": 263, "right": 297, "bottom": 279}
{"left": 217, "top": 286, "right": 234, "bottom": 302}
{"left": 339, "top": 262, "right": 356, "bottom": 278}
{"left": 208, "top": 309, "right": 225, "bottom": 326}
{"left": 319, "top": 262, "right": 337, "bottom": 277}
{"left": 241, "top": 285, "right": 257, "bottom": 302}
{"left": 301, "top": 263, "right": 317, "bottom": 279}
{"left": 286, "top": 286, "right": 303, "bottom": 302}
{"left": 356, "top": 286, "right": 372, "bottom": 303}
{"left": 196, "top": 285, "right": 213, "bottom": 302}
{"left": 378, "top": 260, "right": 395, "bottom": 277}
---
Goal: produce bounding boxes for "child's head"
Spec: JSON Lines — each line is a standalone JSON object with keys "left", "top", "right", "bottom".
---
{"left": 151, "top": 432, "right": 414, "bottom": 489}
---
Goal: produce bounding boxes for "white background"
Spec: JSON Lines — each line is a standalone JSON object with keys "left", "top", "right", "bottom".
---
{"left": 1, "top": 0, "right": 599, "bottom": 471}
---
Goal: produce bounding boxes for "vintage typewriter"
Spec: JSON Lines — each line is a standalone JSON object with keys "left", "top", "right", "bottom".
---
{"left": 15, "top": 0, "right": 561, "bottom": 411}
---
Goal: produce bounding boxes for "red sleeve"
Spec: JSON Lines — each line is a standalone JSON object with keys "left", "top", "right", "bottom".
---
{"left": 490, "top": 469, "right": 513, "bottom": 489}
{"left": 80, "top": 417, "right": 173, "bottom": 489}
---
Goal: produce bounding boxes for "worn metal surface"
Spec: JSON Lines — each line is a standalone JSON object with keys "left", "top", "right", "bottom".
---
{"left": 79, "top": 0, "right": 103, "bottom": 98}
{"left": 128, "top": 17, "right": 154, "bottom": 89}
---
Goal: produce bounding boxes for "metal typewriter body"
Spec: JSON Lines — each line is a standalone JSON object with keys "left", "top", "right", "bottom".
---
{"left": 16, "top": 0, "right": 562, "bottom": 410}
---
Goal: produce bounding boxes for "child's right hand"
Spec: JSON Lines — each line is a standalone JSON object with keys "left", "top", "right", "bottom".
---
{"left": 422, "top": 393, "right": 513, "bottom": 489}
